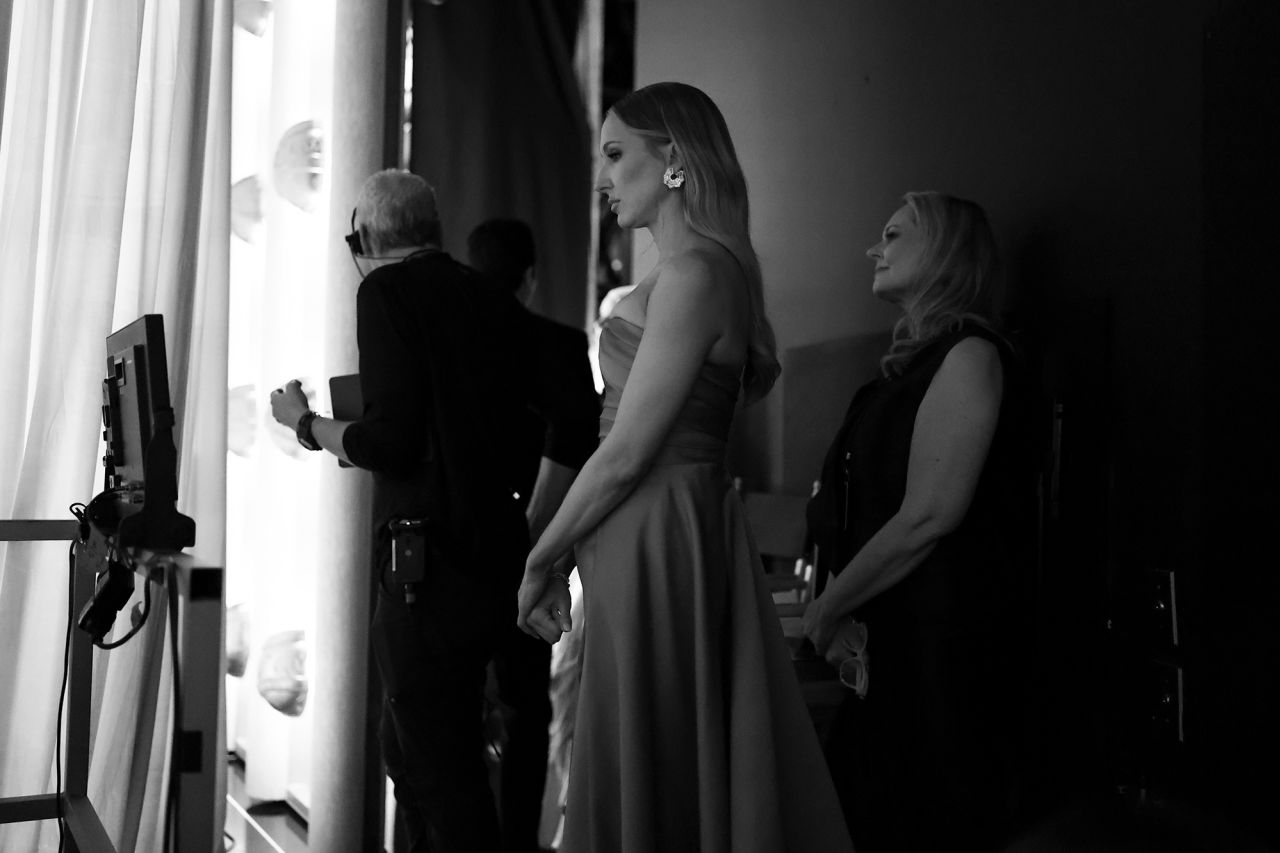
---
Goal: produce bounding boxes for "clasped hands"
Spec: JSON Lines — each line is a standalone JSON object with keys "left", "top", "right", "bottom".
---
{"left": 801, "top": 593, "right": 847, "bottom": 669}
{"left": 517, "top": 555, "right": 573, "bottom": 644}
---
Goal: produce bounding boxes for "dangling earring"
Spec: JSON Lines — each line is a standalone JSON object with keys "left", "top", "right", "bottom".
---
{"left": 663, "top": 166, "right": 686, "bottom": 189}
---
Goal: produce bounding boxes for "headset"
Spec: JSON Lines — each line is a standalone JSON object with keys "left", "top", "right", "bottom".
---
{"left": 345, "top": 208, "right": 439, "bottom": 278}
{"left": 344, "top": 208, "right": 364, "bottom": 256}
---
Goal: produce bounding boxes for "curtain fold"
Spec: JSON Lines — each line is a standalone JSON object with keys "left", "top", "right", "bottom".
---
{"left": 0, "top": 0, "right": 230, "bottom": 848}
{"left": 410, "top": 0, "right": 592, "bottom": 329}
{"left": 0, "top": 2, "right": 12, "bottom": 126}
{"left": 307, "top": 1, "right": 384, "bottom": 849}
{"left": 224, "top": 0, "right": 336, "bottom": 810}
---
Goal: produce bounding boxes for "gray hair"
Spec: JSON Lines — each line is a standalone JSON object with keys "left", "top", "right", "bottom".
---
{"left": 355, "top": 169, "right": 442, "bottom": 253}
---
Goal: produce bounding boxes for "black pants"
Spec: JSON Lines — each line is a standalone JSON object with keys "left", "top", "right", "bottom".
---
{"left": 491, "top": 625, "right": 552, "bottom": 853}
{"left": 372, "top": 579, "right": 508, "bottom": 853}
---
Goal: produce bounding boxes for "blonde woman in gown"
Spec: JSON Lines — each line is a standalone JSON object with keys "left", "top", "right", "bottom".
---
{"left": 517, "top": 82, "right": 854, "bottom": 853}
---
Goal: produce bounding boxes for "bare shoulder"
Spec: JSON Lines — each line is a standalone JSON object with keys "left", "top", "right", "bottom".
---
{"left": 934, "top": 335, "right": 1004, "bottom": 399}
{"left": 948, "top": 334, "right": 1000, "bottom": 363}
{"left": 657, "top": 247, "right": 717, "bottom": 289}
{"left": 653, "top": 244, "right": 742, "bottom": 315}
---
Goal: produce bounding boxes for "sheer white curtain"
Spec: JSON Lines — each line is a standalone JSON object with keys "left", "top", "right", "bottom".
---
{"left": 224, "top": 0, "right": 335, "bottom": 810}
{"left": 224, "top": 9, "right": 382, "bottom": 851}
{"left": 0, "top": 0, "right": 230, "bottom": 850}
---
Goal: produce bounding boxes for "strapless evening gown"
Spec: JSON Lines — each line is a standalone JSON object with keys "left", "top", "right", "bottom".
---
{"left": 560, "top": 315, "right": 854, "bottom": 853}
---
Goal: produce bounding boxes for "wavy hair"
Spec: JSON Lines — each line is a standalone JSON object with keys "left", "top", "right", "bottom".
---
{"left": 880, "top": 192, "right": 999, "bottom": 376}
{"left": 610, "top": 82, "right": 780, "bottom": 403}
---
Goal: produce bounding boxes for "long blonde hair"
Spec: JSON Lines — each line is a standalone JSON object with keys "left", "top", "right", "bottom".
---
{"left": 610, "top": 82, "right": 780, "bottom": 403}
{"left": 880, "top": 192, "right": 999, "bottom": 376}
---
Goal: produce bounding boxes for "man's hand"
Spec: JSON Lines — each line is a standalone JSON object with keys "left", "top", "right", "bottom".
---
{"left": 269, "top": 379, "right": 310, "bottom": 430}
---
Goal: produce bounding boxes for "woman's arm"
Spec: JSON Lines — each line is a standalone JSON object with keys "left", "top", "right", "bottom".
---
{"left": 518, "top": 253, "right": 734, "bottom": 632}
{"left": 803, "top": 336, "right": 1003, "bottom": 654}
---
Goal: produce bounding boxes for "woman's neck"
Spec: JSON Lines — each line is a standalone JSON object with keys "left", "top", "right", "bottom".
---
{"left": 647, "top": 197, "right": 695, "bottom": 259}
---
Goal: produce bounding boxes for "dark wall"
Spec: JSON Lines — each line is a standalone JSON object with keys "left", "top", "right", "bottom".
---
{"left": 997, "top": 0, "right": 1208, "bottom": 795}
{"left": 640, "top": 0, "right": 1280, "bottom": 842}
{"left": 1192, "top": 0, "right": 1280, "bottom": 840}
{"left": 906, "top": 1, "right": 1218, "bottom": 821}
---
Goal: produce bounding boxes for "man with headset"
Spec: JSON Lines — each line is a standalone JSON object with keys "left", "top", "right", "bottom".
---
{"left": 270, "top": 170, "right": 592, "bottom": 853}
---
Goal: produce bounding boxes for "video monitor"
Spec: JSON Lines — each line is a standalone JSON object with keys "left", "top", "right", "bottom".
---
{"left": 102, "top": 315, "right": 172, "bottom": 491}
{"left": 99, "top": 313, "right": 195, "bottom": 551}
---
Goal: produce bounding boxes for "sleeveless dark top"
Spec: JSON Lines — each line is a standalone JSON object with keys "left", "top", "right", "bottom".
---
{"left": 806, "top": 323, "right": 1034, "bottom": 637}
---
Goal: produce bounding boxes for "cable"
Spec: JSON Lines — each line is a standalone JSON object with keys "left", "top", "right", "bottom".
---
{"left": 94, "top": 576, "right": 152, "bottom": 650}
{"left": 57, "top": 496, "right": 148, "bottom": 853}
{"left": 57, "top": 540, "right": 73, "bottom": 853}
{"left": 81, "top": 488, "right": 152, "bottom": 650}
{"left": 57, "top": 503, "right": 87, "bottom": 853}
{"left": 71, "top": 502, "right": 90, "bottom": 543}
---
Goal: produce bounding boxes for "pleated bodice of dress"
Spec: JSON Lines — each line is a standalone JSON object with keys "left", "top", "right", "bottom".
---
{"left": 597, "top": 315, "right": 740, "bottom": 466}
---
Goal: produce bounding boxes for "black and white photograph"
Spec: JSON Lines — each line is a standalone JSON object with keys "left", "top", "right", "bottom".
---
{"left": 0, "top": 0, "right": 1276, "bottom": 851}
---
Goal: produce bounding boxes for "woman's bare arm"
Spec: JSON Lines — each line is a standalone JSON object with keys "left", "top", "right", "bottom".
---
{"left": 803, "top": 336, "right": 1003, "bottom": 653}
{"left": 518, "top": 253, "right": 737, "bottom": 629}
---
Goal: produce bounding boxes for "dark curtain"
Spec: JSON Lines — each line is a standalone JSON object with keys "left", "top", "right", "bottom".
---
{"left": 1197, "top": 1, "right": 1280, "bottom": 844}
{"left": 0, "top": 2, "right": 11, "bottom": 132}
{"left": 411, "top": 0, "right": 591, "bottom": 329}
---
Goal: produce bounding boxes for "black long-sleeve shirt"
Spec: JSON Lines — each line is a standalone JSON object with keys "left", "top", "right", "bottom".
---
{"left": 508, "top": 309, "right": 600, "bottom": 507}
{"left": 342, "top": 252, "right": 596, "bottom": 587}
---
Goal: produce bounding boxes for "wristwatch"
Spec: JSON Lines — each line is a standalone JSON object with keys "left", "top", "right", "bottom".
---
{"left": 296, "top": 410, "right": 321, "bottom": 451}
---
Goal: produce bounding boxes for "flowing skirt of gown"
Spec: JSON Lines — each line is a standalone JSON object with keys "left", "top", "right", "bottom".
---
{"left": 560, "top": 316, "right": 854, "bottom": 853}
